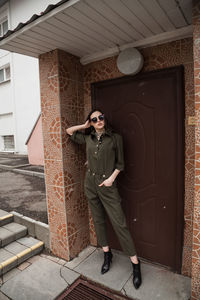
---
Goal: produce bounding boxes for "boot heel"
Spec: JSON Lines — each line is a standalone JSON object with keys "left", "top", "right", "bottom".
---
{"left": 132, "top": 259, "right": 142, "bottom": 289}
{"left": 101, "top": 249, "right": 113, "bottom": 274}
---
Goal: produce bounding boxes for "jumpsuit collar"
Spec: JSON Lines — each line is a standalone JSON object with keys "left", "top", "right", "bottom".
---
{"left": 91, "top": 127, "right": 113, "bottom": 137}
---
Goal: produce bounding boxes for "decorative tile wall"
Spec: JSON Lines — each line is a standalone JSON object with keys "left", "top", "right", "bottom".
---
{"left": 39, "top": 49, "right": 89, "bottom": 261}
{"left": 58, "top": 50, "right": 89, "bottom": 258}
{"left": 192, "top": 1, "right": 200, "bottom": 299}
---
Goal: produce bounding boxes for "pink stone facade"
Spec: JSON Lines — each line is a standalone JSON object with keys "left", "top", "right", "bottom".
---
{"left": 39, "top": 3, "right": 199, "bottom": 298}
{"left": 27, "top": 115, "right": 44, "bottom": 166}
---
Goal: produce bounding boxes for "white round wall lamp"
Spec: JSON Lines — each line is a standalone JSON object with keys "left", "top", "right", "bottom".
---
{"left": 117, "top": 47, "right": 144, "bottom": 75}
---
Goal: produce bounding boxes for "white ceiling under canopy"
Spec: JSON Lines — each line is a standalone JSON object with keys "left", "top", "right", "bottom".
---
{"left": 0, "top": 0, "right": 192, "bottom": 64}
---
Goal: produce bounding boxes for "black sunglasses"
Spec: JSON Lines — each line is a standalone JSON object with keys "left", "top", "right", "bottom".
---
{"left": 90, "top": 114, "right": 104, "bottom": 123}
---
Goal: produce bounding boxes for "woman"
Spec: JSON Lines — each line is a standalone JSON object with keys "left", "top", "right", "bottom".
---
{"left": 66, "top": 108, "right": 142, "bottom": 289}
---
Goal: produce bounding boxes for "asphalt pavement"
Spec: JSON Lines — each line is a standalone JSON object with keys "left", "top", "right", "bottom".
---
{"left": 0, "top": 153, "right": 47, "bottom": 224}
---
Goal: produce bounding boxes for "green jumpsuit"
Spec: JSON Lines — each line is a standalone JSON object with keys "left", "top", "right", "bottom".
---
{"left": 69, "top": 127, "right": 137, "bottom": 257}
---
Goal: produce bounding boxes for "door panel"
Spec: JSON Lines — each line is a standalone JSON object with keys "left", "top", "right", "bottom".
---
{"left": 91, "top": 66, "right": 184, "bottom": 272}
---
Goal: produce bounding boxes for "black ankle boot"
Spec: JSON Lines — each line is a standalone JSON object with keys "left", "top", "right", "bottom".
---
{"left": 101, "top": 249, "right": 113, "bottom": 274}
{"left": 132, "top": 259, "right": 142, "bottom": 289}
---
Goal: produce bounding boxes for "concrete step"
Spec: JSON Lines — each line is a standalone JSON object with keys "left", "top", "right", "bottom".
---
{"left": 0, "top": 210, "right": 45, "bottom": 276}
{"left": 0, "top": 222, "right": 27, "bottom": 247}
{"left": 0, "top": 236, "right": 44, "bottom": 275}
{"left": 0, "top": 210, "right": 14, "bottom": 226}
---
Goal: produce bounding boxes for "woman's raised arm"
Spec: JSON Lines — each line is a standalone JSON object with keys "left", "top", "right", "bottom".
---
{"left": 66, "top": 120, "right": 90, "bottom": 136}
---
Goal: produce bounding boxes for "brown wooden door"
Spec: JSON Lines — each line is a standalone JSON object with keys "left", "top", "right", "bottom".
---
{"left": 91, "top": 66, "right": 184, "bottom": 272}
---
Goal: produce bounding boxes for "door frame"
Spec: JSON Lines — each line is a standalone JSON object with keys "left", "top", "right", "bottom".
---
{"left": 91, "top": 65, "right": 185, "bottom": 273}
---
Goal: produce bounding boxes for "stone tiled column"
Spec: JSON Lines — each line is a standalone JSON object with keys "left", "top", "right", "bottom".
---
{"left": 192, "top": 1, "right": 200, "bottom": 299}
{"left": 39, "top": 49, "right": 89, "bottom": 261}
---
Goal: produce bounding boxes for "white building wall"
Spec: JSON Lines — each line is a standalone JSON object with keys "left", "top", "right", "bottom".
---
{"left": 0, "top": 47, "right": 14, "bottom": 151}
{"left": 0, "top": 83, "right": 12, "bottom": 114}
{"left": 11, "top": 53, "right": 40, "bottom": 153}
{"left": 0, "top": 49, "right": 9, "bottom": 58}
{"left": 0, "top": 113, "right": 14, "bottom": 150}
{"left": 0, "top": 50, "right": 12, "bottom": 113}
{"left": 0, "top": 0, "right": 59, "bottom": 153}
{"left": 0, "top": 113, "right": 14, "bottom": 135}
{"left": 0, "top": 80, "right": 12, "bottom": 113}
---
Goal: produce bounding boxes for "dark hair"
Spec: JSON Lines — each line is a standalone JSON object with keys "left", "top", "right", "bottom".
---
{"left": 85, "top": 108, "right": 112, "bottom": 134}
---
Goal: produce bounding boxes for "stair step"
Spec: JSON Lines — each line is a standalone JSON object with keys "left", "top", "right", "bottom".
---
{"left": 0, "top": 223, "right": 27, "bottom": 247}
{"left": 0, "top": 210, "right": 45, "bottom": 275}
{"left": 0, "top": 237, "right": 44, "bottom": 275}
{"left": 0, "top": 210, "right": 13, "bottom": 226}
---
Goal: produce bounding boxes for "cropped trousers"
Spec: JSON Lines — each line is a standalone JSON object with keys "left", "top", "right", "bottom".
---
{"left": 84, "top": 170, "right": 137, "bottom": 257}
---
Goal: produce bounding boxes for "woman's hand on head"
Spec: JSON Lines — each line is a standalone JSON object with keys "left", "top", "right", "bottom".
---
{"left": 66, "top": 120, "right": 90, "bottom": 135}
{"left": 84, "top": 120, "right": 90, "bottom": 129}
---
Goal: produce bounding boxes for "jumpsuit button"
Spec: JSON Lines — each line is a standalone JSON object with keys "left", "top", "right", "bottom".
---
{"left": 92, "top": 173, "right": 95, "bottom": 176}
{"left": 95, "top": 151, "right": 97, "bottom": 154}
{"left": 102, "top": 174, "right": 106, "bottom": 178}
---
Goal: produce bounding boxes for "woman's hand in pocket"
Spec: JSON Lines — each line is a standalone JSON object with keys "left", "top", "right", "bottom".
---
{"left": 99, "top": 178, "right": 114, "bottom": 187}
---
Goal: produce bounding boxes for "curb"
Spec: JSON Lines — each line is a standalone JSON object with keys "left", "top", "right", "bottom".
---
{"left": 0, "top": 164, "right": 30, "bottom": 170}
{"left": 0, "top": 164, "right": 44, "bottom": 178}
{"left": 12, "top": 168, "right": 44, "bottom": 178}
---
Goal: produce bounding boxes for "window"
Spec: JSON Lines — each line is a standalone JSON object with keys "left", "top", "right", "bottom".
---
{"left": 3, "top": 135, "right": 14, "bottom": 150}
{"left": 0, "top": 65, "right": 10, "bottom": 83}
{"left": 0, "top": 19, "right": 8, "bottom": 37}
{"left": 5, "top": 66, "right": 10, "bottom": 78}
{"left": 0, "top": 69, "right": 3, "bottom": 82}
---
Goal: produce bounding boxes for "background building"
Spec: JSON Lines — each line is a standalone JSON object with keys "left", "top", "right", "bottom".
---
{"left": 0, "top": 0, "right": 47, "bottom": 154}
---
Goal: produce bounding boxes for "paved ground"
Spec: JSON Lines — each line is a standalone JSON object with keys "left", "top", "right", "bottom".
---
{"left": 0, "top": 246, "right": 191, "bottom": 300}
{"left": 0, "top": 153, "right": 47, "bottom": 224}
{"left": 0, "top": 153, "right": 191, "bottom": 300}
